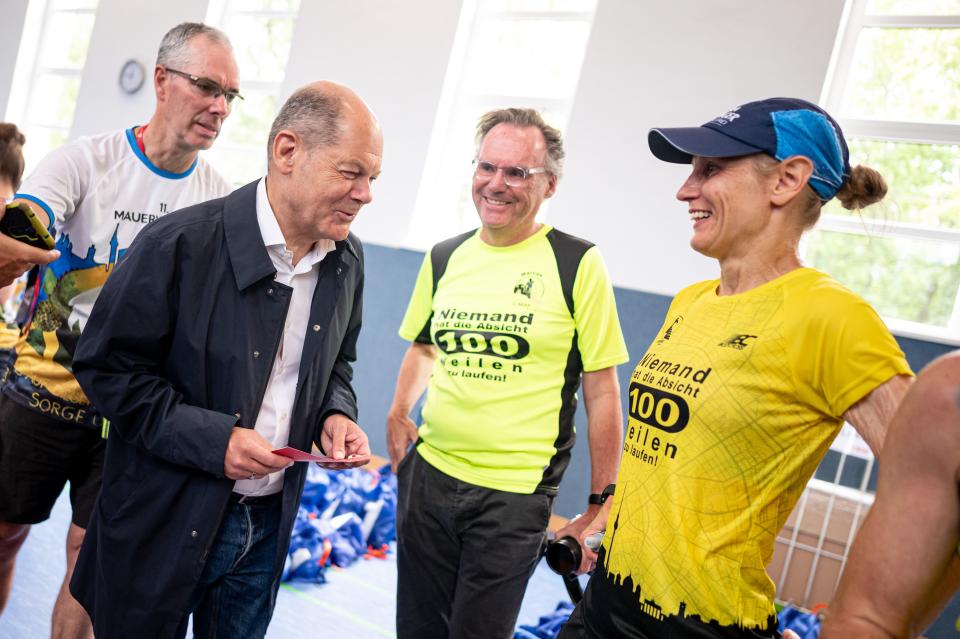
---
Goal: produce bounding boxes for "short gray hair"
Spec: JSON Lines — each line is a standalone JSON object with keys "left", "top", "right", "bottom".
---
{"left": 267, "top": 87, "right": 342, "bottom": 162}
{"left": 475, "top": 108, "right": 565, "bottom": 179}
{"left": 156, "top": 23, "right": 232, "bottom": 68}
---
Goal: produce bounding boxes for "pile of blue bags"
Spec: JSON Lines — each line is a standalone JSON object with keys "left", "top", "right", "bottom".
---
{"left": 514, "top": 602, "right": 574, "bottom": 639}
{"left": 514, "top": 601, "right": 822, "bottom": 638}
{"left": 282, "top": 463, "right": 398, "bottom": 583}
{"left": 778, "top": 604, "right": 822, "bottom": 638}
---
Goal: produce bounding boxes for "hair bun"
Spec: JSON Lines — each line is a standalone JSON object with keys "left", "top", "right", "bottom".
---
{"left": 836, "top": 164, "right": 887, "bottom": 210}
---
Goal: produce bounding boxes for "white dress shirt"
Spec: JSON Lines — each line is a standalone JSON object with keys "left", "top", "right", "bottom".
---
{"left": 233, "top": 178, "right": 335, "bottom": 496}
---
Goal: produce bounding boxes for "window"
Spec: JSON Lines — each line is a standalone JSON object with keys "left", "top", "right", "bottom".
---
{"left": 205, "top": 0, "right": 301, "bottom": 185}
{"left": 5, "top": 0, "right": 99, "bottom": 173}
{"left": 406, "top": 0, "right": 598, "bottom": 249}
{"left": 809, "top": 0, "right": 960, "bottom": 343}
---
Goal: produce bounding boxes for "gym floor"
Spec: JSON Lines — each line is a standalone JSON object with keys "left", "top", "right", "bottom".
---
{"left": 0, "top": 487, "right": 578, "bottom": 638}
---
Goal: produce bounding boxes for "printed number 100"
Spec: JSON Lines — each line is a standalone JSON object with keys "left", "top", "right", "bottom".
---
{"left": 434, "top": 330, "right": 529, "bottom": 360}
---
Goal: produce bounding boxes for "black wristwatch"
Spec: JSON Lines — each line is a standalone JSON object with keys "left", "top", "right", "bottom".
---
{"left": 588, "top": 483, "right": 616, "bottom": 506}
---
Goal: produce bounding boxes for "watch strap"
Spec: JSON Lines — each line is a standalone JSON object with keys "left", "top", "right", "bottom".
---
{"left": 588, "top": 483, "right": 616, "bottom": 505}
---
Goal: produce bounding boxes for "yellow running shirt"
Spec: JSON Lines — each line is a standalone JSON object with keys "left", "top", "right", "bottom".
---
{"left": 582, "top": 267, "right": 911, "bottom": 638}
{"left": 399, "top": 225, "right": 628, "bottom": 494}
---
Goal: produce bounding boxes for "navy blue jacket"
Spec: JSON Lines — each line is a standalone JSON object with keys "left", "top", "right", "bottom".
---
{"left": 69, "top": 180, "right": 364, "bottom": 638}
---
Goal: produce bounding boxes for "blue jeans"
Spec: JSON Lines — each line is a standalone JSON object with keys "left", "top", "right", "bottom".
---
{"left": 176, "top": 495, "right": 282, "bottom": 639}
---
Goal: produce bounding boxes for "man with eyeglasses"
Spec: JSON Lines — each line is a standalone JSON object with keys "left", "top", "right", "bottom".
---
{"left": 387, "top": 108, "right": 629, "bottom": 638}
{"left": 0, "top": 22, "right": 237, "bottom": 638}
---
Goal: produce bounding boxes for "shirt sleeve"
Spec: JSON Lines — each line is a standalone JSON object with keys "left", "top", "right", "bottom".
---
{"left": 16, "top": 138, "right": 93, "bottom": 231}
{"left": 571, "top": 246, "right": 629, "bottom": 371}
{"left": 787, "top": 277, "right": 913, "bottom": 417}
{"left": 398, "top": 251, "right": 435, "bottom": 344}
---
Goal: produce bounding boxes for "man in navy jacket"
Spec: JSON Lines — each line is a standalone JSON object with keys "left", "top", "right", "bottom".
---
{"left": 69, "top": 81, "right": 381, "bottom": 638}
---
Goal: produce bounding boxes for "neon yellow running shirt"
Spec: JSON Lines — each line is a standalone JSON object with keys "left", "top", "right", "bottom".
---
{"left": 399, "top": 225, "right": 628, "bottom": 494}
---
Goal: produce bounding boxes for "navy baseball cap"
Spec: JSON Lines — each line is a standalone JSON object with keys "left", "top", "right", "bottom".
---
{"left": 648, "top": 97, "right": 851, "bottom": 200}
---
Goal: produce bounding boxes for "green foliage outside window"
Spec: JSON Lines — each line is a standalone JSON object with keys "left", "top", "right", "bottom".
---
{"left": 805, "top": 7, "right": 960, "bottom": 332}
{"left": 843, "top": 28, "right": 960, "bottom": 123}
{"left": 805, "top": 230, "right": 960, "bottom": 327}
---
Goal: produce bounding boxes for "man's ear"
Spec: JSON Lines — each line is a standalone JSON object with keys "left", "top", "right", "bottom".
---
{"left": 544, "top": 173, "right": 558, "bottom": 200}
{"left": 771, "top": 156, "right": 814, "bottom": 207}
{"left": 271, "top": 130, "right": 298, "bottom": 175}
{"left": 154, "top": 66, "right": 167, "bottom": 101}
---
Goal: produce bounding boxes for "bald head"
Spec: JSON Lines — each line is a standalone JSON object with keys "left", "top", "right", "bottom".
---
{"left": 267, "top": 81, "right": 378, "bottom": 165}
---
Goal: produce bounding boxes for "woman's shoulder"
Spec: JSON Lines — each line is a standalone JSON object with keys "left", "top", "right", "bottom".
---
{"left": 782, "top": 268, "right": 875, "bottom": 314}
{"left": 782, "top": 269, "right": 897, "bottom": 356}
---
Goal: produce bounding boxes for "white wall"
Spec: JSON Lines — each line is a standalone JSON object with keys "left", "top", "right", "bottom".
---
{"left": 1, "top": 0, "right": 846, "bottom": 299}
{"left": 0, "top": 0, "right": 29, "bottom": 120}
{"left": 548, "top": 0, "right": 846, "bottom": 296}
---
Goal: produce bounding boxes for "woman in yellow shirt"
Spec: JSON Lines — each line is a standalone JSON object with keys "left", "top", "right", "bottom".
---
{"left": 561, "top": 97, "right": 914, "bottom": 639}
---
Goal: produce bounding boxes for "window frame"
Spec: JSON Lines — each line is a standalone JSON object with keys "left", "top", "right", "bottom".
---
{"left": 817, "top": 0, "right": 960, "bottom": 345}
{"left": 204, "top": 0, "right": 301, "bottom": 186}
{"left": 405, "top": 0, "right": 598, "bottom": 250}
{"left": 5, "top": 0, "right": 99, "bottom": 171}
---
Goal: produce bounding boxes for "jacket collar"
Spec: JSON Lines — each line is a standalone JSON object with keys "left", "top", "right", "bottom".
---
{"left": 224, "top": 180, "right": 276, "bottom": 291}
{"left": 224, "top": 179, "right": 360, "bottom": 291}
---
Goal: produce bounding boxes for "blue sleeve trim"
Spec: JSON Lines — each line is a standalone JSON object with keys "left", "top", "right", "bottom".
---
{"left": 13, "top": 192, "right": 56, "bottom": 234}
{"left": 125, "top": 127, "right": 198, "bottom": 180}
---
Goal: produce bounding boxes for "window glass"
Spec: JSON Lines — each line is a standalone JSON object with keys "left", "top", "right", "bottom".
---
{"left": 810, "top": 0, "right": 960, "bottom": 339}
{"left": 51, "top": 0, "right": 98, "bottom": 10}
{"left": 20, "top": 127, "right": 69, "bottom": 173}
{"left": 7, "top": 1, "right": 99, "bottom": 172}
{"left": 486, "top": 0, "right": 597, "bottom": 10}
{"left": 464, "top": 18, "right": 594, "bottom": 99}
{"left": 26, "top": 75, "right": 81, "bottom": 128}
{"left": 824, "top": 139, "right": 960, "bottom": 228}
{"left": 38, "top": 12, "right": 96, "bottom": 69}
{"left": 223, "top": 15, "right": 296, "bottom": 83}
{"left": 865, "top": 0, "right": 960, "bottom": 14}
{"left": 207, "top": 0, "right": 301, "bottom": 185}
{"left": 228, "top": 0, "right": 299, "bottom": 11}
{"left": 805, "top": 229, "right": 960, "bottom": 327}
{"left": 840, "top": 28, "right": 960, "bottom": 123}
{"left": 408, "top": 1, "right": 597, "bottom": 248}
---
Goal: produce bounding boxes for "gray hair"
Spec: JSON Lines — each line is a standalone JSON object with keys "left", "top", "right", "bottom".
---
{"left": 156, "top": 22, "right": 232, "bottom": 68}
{"left": 267, "top": 87, "right": 342, "bottom": 162}
{"left": 475, "top": 108, "right": 565, "bottom": 179}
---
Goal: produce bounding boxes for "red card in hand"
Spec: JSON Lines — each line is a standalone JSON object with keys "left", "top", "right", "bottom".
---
{"left": 273, "top": 446, "right": 370, "bottom": 465}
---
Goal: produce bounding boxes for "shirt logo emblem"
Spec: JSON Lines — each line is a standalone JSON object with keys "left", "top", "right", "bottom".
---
{"left": 718, "top": 334, "right": 758, "bottom": 350}
{"left": 513, "top": 272, "right": 544, "bottom": 300}
{"left": 656, "top": 315, "right": 683, "bottom": 345}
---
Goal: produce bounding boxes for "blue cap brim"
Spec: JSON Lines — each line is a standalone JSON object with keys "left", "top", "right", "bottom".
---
{"left": 648, "top": 127, "right": 766, "bottom": 164}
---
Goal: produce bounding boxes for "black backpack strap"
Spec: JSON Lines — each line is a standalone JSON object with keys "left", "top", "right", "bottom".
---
{"left": 413, "top": 229, "right": 475, "bottom": 344}
{"left": 545, "top": 227, "right": 594, "bottom": 317}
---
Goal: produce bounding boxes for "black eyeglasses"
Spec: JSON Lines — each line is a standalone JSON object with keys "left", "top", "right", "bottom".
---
{"left": 164, "top": 67, "right": 243, "bottom": 105}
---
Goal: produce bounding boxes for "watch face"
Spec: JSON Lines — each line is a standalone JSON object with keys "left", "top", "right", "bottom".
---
{"left": 119, "top": 59, "right": 145, "bottom": 94}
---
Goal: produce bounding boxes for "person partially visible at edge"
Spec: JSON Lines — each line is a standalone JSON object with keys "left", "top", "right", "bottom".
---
{"left": 0, "top": 122, "right": 57, "bottom": 287}
{"left": 812, "top": 351, "right": 960, "bottom": 639}
{"left": 69, "top": 80, "right": 378, "bottom": 639}
{"left": 388, "top": 108, "right": 629, "bottom": 639}
{"left": 0, "top": 123, "right": 28, "bottom": 384}
{"left": 558, "top": 97, "right": 914, "bottom": 639}
{"left": 0, "top": 23, "right": 237, "bottom": 638}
